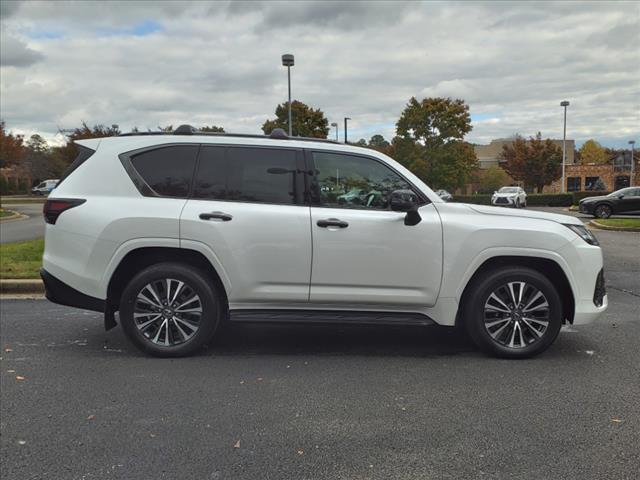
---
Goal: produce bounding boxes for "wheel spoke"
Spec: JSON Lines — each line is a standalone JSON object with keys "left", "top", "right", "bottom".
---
{"left": 174, "top": 315, "right": 199, "bottom": 332}
{"left": 487, "top": 293, "right": 511, "bottom": 312}
{"left": 523, "top": 316, "right": 549, "bottom": 327}
{"left": 489, "top": 320, "right": 511, "bottom": 339}
{"left": 176, "top": 295, "right": 199, "bottom": 310}
{"left": 172, "top": 317, "right": 191, "bottom": 341}
{"left": 137, "top": 292, "right": 161, "bottom": 309}
{"left": 523, "top": 291, "right": 545, "bottom": 312}
{"left": 522, "top": 318, "right": 544, "bottom": 337}
{"left": 145, "top": 283, "right": 163, "bottom": 306}
{"left": 137, "top": 315, "right": 162, "bottom": 331}
{"left": 485, "top": 318, "right": 510, "bottom": 329}
{"left": 169, "top": 280, "right": 185, "bottom": 305}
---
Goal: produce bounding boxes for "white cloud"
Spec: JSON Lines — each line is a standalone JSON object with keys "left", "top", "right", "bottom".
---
{"left": 0, "top": 0, "right": 638, "bottom": 148}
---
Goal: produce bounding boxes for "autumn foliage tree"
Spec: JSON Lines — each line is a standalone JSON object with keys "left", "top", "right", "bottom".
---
{"left": 392, "top": 97, "right": 478, "bottom": 191}
{"left": 262, "top": 100, "right": 329, "bottom": 138}
{"left": 0, "top": 121, "right": 26, "bottom": 168}
{"left": 51, "top": 122, "right": 121, "bottom": 168}
{"left": 579, "top": 139, "right": 608, "bottom": 164}
{"left": 499, "top": 133, "right": 562, "bottom": 192}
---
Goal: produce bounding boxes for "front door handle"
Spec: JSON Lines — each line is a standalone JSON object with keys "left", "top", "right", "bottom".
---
{"left": 317, "top": 218, "right": 348, "bottom": 228}
{"left": 199, "top": 211, "right": 233, "bottom": 222}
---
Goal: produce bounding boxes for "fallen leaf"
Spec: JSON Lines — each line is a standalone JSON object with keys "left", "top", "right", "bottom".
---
{"left": 611, "top": 418, "right": 623, "bottom": 423}
{"left": 585, "top": 350, "right": 595, "bottom": 355}
{"left": 5, "top": 348, "right": 13, "bottom": 353}
{"left": 16, "top": 376, "right": 25, "bottom": 381}
{"left": 7, "top": 369, "right": 15, "bottom": 373}
{"left": 233, "top": 440, "right": 241, "bottom": 448}
{"left": 257, "top": 377, "right": 263, "bottom": 381}
{"left": 150, "top": 433, "right": 156, "bottom": 438}
{"left": 240, "top": 381, "right": 245, "bottom": 384}
{"left": 87, "top": 415, "right": 96, "bottom": 420}
{"left": 297, "top": 450, "right": 304, "bottom": 455}
{"left": 18, "top": 440, "right": 26, "bottom": 445}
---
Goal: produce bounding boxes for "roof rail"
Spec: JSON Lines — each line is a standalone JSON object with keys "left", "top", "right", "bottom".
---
{"left": 118, "top": 124, "right": 340, "bottom": 144}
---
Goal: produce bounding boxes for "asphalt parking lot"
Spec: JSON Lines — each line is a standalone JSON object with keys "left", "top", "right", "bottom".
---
{"left": 1, "top": 226, "right": 639, "bottom": 479}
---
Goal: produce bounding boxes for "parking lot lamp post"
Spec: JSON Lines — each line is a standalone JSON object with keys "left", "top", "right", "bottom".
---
{"left": 282, "top": 54, "right": 295, "bottom": 136}
{"left": 344, "top": 117, "right": 351, "bottom": 143}
{"left": 560, "top": 101, "right": 570, "bottom": 193}
{"left": 331, "top": 122, "right": 339, "bottom": 141}
{"left": 630, "top": 140, "right": 636, "bottom": 187}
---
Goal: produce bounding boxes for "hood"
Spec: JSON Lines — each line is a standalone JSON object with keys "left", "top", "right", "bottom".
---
{"left": 493, "top": 192, "right": 518, "bottom": 197}
{"left": 579, "top": 194, "right": 609, "bottom": 203}
{"left": 466, "top": 204, "right": 581, "bottom": 225}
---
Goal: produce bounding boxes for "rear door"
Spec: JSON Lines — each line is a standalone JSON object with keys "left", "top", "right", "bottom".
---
{"left": 180, "top": 145, "right": 312, "bottom": 305}
{"left": 307, "top": 150, "right": 443, "bottom": 307}
{"left": 619, "top": 187, "right": 640, "bottom": 212}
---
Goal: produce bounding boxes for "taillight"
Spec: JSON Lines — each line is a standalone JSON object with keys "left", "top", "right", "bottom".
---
{"left": 43, "top": 198, "right": 86, "bottom": 224}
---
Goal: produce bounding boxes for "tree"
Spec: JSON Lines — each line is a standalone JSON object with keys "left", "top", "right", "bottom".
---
{"left": 200, "top": 125, "right": 225, "bottom": 133}
{"left": 368, "top": 134, "right": 390, "bottom": 149}
{"left": 499, "top": 133, "right": 562, "bottom": 192}
{"left": 50, "top": 122, "right": 121, "bottom": 169}
{"left": 579, "top": 139, "right": 608, "bottom": 164}
{"left": 0, "top": 121, "right": 26, "bottom": 168}
{"left": 262, "top": 100, "right": 329, "bottom": 138}
{"left": 392, "top": 97, "right": 478, "bottom": 190}
{"left": 478, "top": 165, "right": 511, "bottom": 193}
{"left": 353, "top": 138, "right": 368, "bottom": 147}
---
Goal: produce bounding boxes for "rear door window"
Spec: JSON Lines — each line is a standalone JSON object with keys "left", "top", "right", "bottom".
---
{"left": 130, "top": 145, "right": 199, "bottom": 197}
{"left": 194, "top": 146, "right": 300, "bottom": 205}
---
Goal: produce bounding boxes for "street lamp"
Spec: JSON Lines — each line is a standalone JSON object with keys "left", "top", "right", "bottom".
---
{"left": 330, "top": 122, "right": 339, "bottom": 142}
{"left": 560, "top": 100, "right": 570, "bottom": 193}
{"left": 281, "top": 54, "right": 294, "bottom": 136}
{"left": 344, "top": 117, "right": 351, "bottom": 143}
{"left": 630, "top": 140, "right": 636, "bottom": 187}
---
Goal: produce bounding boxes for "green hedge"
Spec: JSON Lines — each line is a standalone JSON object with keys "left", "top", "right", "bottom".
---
{"left": 452, "top": 193, "right": 572, "bottom": 207}
{"left": 452, "top": 191, "right": 610, "bottom": 207}
{"left": 572, "top": 191, "right": 609, "bottom": 203}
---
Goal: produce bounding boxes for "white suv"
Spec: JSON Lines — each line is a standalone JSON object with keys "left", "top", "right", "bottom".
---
{"left": 492, "top": 186, "right": 527, "bottom": 208}
{"left": 41, "top": 126, "right": 607, "bottom": 358}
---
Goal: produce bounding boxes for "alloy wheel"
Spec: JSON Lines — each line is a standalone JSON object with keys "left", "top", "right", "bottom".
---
{"left": 133, "top": 278, "right": 203, "bottom": 346}
{"left": 595, "top": 205, "right": 611, "bottom": 219}
{"left": 483, "top": 281, "right": 550, "bottom": 349}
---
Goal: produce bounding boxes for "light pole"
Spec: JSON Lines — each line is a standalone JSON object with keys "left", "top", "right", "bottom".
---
{"left": 344, "top": 117, "right": 351, "bottom": 143}
{"left": 560, "top": 100, "right": 570, "bottom": 193}
{"left": 331, "top": 122, "right": 339, "bottom": 141}
{"left": 281, "top": 54, "right": 294, "bottom": 136}
{"left": 630, "top": 140, "right": 636, "bottom": 187}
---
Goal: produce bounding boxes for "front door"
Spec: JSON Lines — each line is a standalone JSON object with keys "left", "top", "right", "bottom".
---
{"left": 180, "top": 145, "right": 311, "bottom": 305}
{"left": 307, "top": 150, "right": 443, "bottom": 307}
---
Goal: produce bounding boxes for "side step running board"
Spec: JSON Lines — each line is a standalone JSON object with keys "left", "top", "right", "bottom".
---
{"left": 229, "top": 310, "right": 435, "bottom": 327}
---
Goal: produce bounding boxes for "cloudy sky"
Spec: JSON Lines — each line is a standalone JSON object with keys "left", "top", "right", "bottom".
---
{"left": 1, "top": 0, "right": 638, "bottom": 147}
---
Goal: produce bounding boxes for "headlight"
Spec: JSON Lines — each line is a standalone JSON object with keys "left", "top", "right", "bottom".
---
{"left": 563, "top": 223, "right": 599, "bottom": 246}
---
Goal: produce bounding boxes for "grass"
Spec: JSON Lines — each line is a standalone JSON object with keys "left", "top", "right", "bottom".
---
{"left": 0, "top": 197, "right": 46, "bottom": 205}
{"left": 0, "top": 208, "right": 14, "bottom": 218}
{"left": 592, "top": 218, "right": 640, "bottom": 229}
{"left": 0, "top": 238, "right": 44, "bottom": 279}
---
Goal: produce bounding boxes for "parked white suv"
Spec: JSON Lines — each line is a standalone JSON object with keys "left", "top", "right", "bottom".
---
{"left": 492, "top": 186, "right": 527, "bottom": 208}
{"left": 41, "top": 126, "right": 607, "bottom": 358}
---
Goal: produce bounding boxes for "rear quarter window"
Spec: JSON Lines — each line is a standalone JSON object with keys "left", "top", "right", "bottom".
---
{"left": 129, "top": 145, "right": 199, "bottom": 197}
{"left": 56, "top": 145, "right": 96, "bottom": 188}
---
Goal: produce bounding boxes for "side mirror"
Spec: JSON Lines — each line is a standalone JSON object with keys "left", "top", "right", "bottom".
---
{"left": 618, "top": 194, "right": 625, "bottom": 199}
{"left": 390, "top": 189, "right": 421, "bottom": 226}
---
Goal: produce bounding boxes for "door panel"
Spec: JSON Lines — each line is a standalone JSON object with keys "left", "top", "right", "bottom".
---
{"left": 310, "top": 204, "right": 442, "bottom": 305}
{"left": 180, "top": 145, "right": 312, "bottom": 304}
{"left": 181, "top": 200, "right": 311, "bottom": 302}
{"left": 307, "top": 150, "right": 443, "bottom": 307}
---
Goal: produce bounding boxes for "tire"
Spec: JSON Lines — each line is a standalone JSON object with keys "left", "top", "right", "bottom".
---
{"left": 594, "top": 204, "right": 612, "bottom": 219}
{"left": 119, "top": 262, "right": 223, "bottom": 357}
{"left": 515, "top": 199, "right": 520, "bottom": 208}
{"left": 463, "top": 266, "right": 563, "bottom": 359}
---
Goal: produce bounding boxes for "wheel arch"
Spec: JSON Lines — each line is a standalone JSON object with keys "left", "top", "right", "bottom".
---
{"left": 455, "top": 255, "right": 575, "bottom": 328}
{"left": 106, "top": 247, "right": 229, "bottom": 313}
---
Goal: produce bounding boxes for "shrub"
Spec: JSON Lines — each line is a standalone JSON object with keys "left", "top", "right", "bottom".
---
{"left": 525, "top": 194, "right": 572, "bottom": 206}
{"left": 450, "top": 194, "right": 493, "bottom": 205}
{"left": 572, "top": 191, "right": 609, "bottom": 203}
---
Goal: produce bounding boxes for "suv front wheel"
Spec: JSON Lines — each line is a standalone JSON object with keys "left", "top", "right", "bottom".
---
{"left": 464, "top": 266, "right": 563, "bottom": 358}
{"left": 119, "top": 262, "right": 222, "bottom": 357}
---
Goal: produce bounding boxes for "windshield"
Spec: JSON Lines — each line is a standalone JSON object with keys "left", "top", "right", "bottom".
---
{"left": 498, "top": 187, "right": 519, "bottom": 193}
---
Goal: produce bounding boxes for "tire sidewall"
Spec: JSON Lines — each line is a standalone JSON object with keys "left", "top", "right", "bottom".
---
{"left": 464, "top": 267, "right": 563, "bottom": 358}
{"left": 595, "top": 204, "right": 611, "bottom": 218}
{"left": 119, "top": 263, "right": 221, "bottom": 357}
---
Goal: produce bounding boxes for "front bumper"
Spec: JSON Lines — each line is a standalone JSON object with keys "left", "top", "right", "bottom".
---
{"left": 40, "top": 268, "right": 105, "bottom": 313}
{"left": 492, "top": 196, "right": 517, "bottom": 207}
{"left": 579, "top": 202, "right": 595, "bottom": 214}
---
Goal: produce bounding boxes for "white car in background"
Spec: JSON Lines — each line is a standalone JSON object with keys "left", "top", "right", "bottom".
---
{"left": 492, "top": 186, "right": 527, "bottom": 208}
{"left": 32, "top": 179, "right": 59, "bottom": 195}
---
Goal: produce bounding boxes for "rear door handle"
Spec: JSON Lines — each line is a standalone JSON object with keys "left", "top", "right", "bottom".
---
{"left": 199, "top": 211, "right": 233, "bottom": 222}
{"left": 317, "top": 218, "right": 348, "bottom": 228}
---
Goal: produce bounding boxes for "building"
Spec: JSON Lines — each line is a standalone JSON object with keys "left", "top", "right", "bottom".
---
{"left": 547, "top": 151, "right": 639, "bottom": 193}
{"left": 474, "top": 138, "right": 575, "bottom": 169}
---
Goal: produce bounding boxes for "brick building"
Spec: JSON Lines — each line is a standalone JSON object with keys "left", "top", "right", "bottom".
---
{"left": 474, "top": 138, "right": 575, "bottom": 169}
{"left": 546, "top": 151, "right": 638, "bottom": 193}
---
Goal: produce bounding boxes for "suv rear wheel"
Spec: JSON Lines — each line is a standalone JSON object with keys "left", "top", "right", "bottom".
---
{"left": 119, "top": 262, "right": 222, "bottom": 357}
{"left": 464, "top": 266, "right": 562, "bottom": 358}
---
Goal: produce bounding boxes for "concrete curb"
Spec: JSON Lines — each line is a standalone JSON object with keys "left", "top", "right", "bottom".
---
{"left": 589, "top": 220, "right": 640, "bottom": 232}
{"left": 0, "top": 279, "right": 44, "bottom": 294}
{"left": 0, "top": 210, "right": 28, "bottom": 223}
